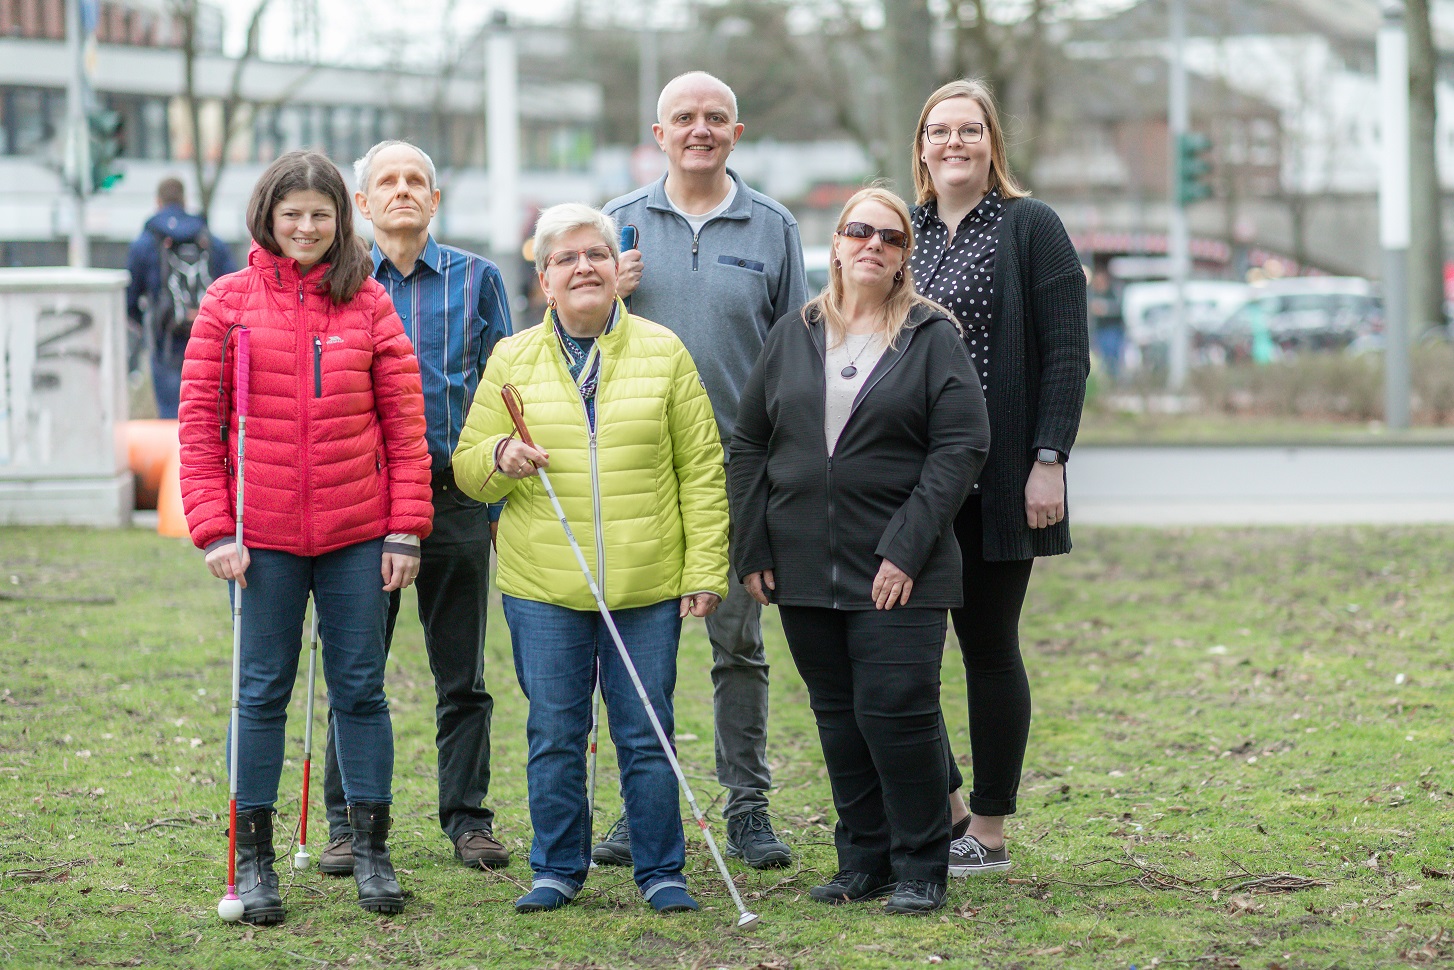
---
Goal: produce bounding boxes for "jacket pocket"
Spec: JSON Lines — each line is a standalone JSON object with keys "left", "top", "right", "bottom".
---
{"left": 718, "top": 254, "right": 765, "bottom": 273}
{"left": 313, "top": 336, "right": 323, "bottom": 398}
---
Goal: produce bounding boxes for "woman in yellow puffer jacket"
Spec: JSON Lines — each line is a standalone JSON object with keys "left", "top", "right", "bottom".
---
{"left": 453, "top": 203, "right": 729, "bottom": 916}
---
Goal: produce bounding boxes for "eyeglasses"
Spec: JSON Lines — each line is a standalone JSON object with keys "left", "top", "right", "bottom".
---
{"left": 546, "top": 246, "right": 614, "bottom": 269}
{"left": 839, "top": 222, "right": 909, "bottom": 249}
{"left": 923, "top": 122, "right": 986, "bottom": 145}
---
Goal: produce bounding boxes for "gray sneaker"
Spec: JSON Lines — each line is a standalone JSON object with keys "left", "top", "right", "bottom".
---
{"left": 591, "top": 814, "right": 632, "bottom": 866}
{"left": 725, "top": 810, "right": 792, "bottom": 869}
{"left": 948, "top": 834, "right": 1011, "bottom": 876}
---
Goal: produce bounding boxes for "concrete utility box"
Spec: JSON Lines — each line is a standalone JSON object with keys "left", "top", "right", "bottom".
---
{"left": 0, "top": 268, "right": 133, "bottom": 526}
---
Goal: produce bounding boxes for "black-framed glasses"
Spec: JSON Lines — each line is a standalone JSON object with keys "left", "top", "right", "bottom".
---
{"left": 923, "top": 122, "right": 986, "bottom": 145}
{"left": 546, "top": 246, "right": 614, "bottom": 269}
{"left": 839, "top": 222, "right": 909, "bottom": 249}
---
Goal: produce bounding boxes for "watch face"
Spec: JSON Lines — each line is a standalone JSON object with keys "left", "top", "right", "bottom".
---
{"left": 1037, "top": 449, "right": 1060, "bottom": 464}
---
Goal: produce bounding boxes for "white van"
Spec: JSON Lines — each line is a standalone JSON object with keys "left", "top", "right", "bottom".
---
{"left": 1120, "top": 280, "right": 1251, "bottom": 371}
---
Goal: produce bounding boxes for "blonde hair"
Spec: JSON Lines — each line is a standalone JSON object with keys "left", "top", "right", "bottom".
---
{"left": 911, "top": 78, "right": 1029, "bottom": 207}
{"left": 804, "top": 186, "right": 955, "bottom": 349}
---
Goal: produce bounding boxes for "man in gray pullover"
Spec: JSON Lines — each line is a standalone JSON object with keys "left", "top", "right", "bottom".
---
{"left": 598, "top": 70, "right": 808, "bottom": 870}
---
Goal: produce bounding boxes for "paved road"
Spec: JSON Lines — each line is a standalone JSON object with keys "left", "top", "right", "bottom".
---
{"left": 1069, "top": 445, "right": 1454, "bottom": 525}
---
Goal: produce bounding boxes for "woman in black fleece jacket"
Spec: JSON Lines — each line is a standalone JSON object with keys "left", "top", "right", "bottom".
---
{"left": 908, "top": 79, "right": 1090, "bottom": 876}
{"left": 729, "top": 188, "right": 989, "bottom": 914}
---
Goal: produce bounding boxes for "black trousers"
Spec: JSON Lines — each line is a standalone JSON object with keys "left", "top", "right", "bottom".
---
{"left": 324, "top": 476, "right": 498, "bottom": 842}
{"left": 779, "top": 605, "right": 951, "bottom": 884}
{"left": 944, "top": 495, "right": 1034, "bottom": 817}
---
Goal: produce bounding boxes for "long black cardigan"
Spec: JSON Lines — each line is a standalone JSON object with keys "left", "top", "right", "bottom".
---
{"left": 728, "top": 304, "right": 991, "bottom": 610}
{"left": 914, "top": 196, "right": 1090, "bottom": 561}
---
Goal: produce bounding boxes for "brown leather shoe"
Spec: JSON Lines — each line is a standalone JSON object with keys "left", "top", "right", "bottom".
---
{"left": 318, "top": 834, "right": 354, "bottom": 876}
{"left": 454, "top": 829, "right": 510, "bottom": 869}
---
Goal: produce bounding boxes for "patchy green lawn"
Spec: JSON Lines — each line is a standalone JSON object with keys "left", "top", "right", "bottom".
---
{"left": 1, "top": 525, "right": 1451, "bottom": 969}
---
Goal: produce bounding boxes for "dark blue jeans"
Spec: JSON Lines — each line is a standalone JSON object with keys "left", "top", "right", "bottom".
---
{"left": 502, "top": 594, "right": 686, "bottom": 902}
{"left": 151, "top": 329, "right": 187, "bottom": 419}
{"left": 229, "top": 539, "right": 393, "bottom": 811}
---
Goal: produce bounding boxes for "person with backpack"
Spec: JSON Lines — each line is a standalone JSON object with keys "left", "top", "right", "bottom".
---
{"left": 126, "top": 177, "right": 238, "bottom": 419}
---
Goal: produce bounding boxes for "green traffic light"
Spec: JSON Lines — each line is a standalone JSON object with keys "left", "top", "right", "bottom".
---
{"left": 87, "top": 108, "right": 125, "bottom": 194}
{"left": 1175, "top": 131, "right": 1213, "bottom": 206}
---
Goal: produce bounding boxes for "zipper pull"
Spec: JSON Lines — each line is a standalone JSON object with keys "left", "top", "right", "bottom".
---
{"left": 313, "top": 336, "right": 322, "bottom": 398}
{"left": 298, "top": 284, "right": 304, "bottom": 305}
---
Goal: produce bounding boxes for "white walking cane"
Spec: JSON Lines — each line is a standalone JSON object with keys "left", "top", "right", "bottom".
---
{"left": 501, "top": 385, "right": 758, "bottom": 928}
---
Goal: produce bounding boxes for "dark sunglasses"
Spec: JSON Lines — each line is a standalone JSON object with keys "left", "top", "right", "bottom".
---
{"left": 839, "top": 222, "right": 909, "bottom": 249}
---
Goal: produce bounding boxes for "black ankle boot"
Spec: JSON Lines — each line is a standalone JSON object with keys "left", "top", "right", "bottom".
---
{"left": 349, "top": 803, "right": 404, "bottom": 914}
{"left": 235, "top": 808, "right": 284, "bottom": 924}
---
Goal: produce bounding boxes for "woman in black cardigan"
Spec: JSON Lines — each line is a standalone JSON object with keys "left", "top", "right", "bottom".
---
{"left": 730, "top": 187, "right": 990, "bottom": 914}
{"left": 907, "top": 79, "right": 1090, "bottom": 876}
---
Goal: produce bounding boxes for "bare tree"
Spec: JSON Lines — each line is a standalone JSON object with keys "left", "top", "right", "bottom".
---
{"left": 168, "top": 0, "right": 314, "bottom": 220}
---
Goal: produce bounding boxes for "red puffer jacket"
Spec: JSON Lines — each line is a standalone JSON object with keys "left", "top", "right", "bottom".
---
{"left": 179, "top": 244, "right": 433, "bottom": 556}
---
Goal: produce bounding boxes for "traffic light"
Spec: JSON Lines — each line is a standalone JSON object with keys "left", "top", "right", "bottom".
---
{"left": 87, "top": 109, "right": 124, "bottom": 193}
{"left": 1174, "top": 131, "right": 1213, "bottom": 206}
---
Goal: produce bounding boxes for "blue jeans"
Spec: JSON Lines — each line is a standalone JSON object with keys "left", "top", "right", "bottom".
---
{"left": 229, "top": 539, "right": 393, "bottom": 811}
{"left": 502, "top": 595, "right": 686, "bottom": 901}
{"left": 151, "top": 329, "right": 187, "bottom": 419}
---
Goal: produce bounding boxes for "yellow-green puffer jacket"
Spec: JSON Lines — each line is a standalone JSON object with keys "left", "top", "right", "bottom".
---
{"left": 453, "top": 302, "right": 729, "bottom": 612}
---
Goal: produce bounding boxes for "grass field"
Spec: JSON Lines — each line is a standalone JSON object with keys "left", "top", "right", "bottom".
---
{"left": 2, "top": 525, "right": 1452, "bottom": 969}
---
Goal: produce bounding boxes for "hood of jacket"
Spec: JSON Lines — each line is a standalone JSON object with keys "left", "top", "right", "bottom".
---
{"left": 144, "top": 206, "right": 212, "bottom": 245}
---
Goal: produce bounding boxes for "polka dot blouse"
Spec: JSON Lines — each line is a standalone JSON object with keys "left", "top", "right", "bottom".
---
{"left": 910, "top": 188, "right": 1004, "bottom": 491}
{"left": 910, "top": 188, "right": 1004, "bottom": 394}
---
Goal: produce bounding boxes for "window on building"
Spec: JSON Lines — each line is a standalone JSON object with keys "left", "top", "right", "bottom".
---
{"left": 3, "top": 86, "right": 63, "bottom": 157}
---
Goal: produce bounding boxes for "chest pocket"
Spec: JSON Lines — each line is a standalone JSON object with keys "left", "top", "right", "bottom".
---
{"left": 718, "top": 255, "right": 764, "bottom": 273}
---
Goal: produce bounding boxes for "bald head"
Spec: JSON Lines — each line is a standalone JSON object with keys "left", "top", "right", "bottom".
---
{"left": 657, "top": 71, "right": 739, "bottom": 125}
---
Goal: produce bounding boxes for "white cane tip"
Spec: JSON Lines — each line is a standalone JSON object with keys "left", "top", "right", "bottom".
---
{"left": 737, "top": 912, "right": 760, "bottom": 929}
{"left": 292, "top": 850, "right": 312, "bottom": 871}
{"left": 217, "top": 896, "right": 245, "bottom": 922}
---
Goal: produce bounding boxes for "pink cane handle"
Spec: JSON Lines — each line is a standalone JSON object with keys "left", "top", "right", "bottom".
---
{"left": 235, "top": 329, "right": 251, "bottom": 419}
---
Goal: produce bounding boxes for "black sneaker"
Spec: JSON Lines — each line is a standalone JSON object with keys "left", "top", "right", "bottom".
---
{"left": 808, "top": 870, "right": 896, "bottom": 905}
{"left": 591, "top": 814, "right": 632, "bottom": 866}
{"left": 948, "top": 834, "right": 1012, "bottom": 876}
{"left": 884, "top": 879, "right": 947, "bottom": 914}
{"left": 725, "top": 810, "right": 792, "bottom": 869}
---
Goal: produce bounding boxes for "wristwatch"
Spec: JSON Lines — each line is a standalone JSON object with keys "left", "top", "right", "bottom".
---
{"left": 1035, "top": 448, "right": 1063, "bottom": 465}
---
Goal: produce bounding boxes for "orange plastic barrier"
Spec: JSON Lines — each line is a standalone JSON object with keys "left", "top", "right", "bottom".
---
{"left": 125, "top": 419, "right": 179, "bottom": 511}
{"left": 156, "top": 444, "right": 189, "bottom": 538}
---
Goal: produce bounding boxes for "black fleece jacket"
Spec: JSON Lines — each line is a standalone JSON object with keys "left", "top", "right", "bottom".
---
{"left": 728, "top": 303, "right": 991, "bottom": 610}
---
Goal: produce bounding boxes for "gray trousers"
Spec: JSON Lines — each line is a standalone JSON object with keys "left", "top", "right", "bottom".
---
{"left": 707, "top": 555, "right": 773, "bottom": 818}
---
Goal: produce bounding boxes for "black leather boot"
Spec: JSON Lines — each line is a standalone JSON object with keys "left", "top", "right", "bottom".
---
{"left": 349, "top": 803, "right": 404, "bottom": 914}
{"left": 235, "top": 808, "right": 284, "bottom": 924}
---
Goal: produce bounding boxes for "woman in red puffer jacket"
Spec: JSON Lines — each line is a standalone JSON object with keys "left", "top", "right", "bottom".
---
{"left": 178, "top": 150, "right": 432, "bottom": 924}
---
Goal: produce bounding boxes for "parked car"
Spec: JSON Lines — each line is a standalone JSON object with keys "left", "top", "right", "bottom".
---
{"left": 1121, "top": 280, "right": 1251, "bottom": 372}
{"left": 804, "top": 245, "right": 831, "bottom": 297}
{"left": 1211, "top": 277, "right": 1382, "bottom": 360}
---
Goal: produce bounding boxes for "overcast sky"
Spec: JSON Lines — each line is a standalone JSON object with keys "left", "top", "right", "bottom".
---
{"left": 222, "top": 0, "right": 759, "bottom": 66}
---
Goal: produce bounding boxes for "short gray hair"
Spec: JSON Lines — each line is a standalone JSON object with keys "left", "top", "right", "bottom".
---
{"left": 532, "top": 203, "right": 619, "bottom": 272}
{"left": 353, "top": 140, "right": 437, "bottom": 193}
{"left": 656, "top": 71, "right": 738, "bottom": 124}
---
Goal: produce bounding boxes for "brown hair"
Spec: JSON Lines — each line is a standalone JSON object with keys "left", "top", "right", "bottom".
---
{"left": 156, "top": 177, "right": 186, "bottom": 208}
{"left": 803, "top": 186, "right": 954, "bottom": 349}
{"left": 245, "top": 150, "right": 371, "bottom": 305}
{"left": 911, "top": 78, "right": 1028, "bottom": 207}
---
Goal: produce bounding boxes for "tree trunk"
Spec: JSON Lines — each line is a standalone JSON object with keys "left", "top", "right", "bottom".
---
{"left": 883, "top": 0, "right": 937, "bottom": 202}
{"left": 1407, "top": 0, "right": 1445, "bottom": 335}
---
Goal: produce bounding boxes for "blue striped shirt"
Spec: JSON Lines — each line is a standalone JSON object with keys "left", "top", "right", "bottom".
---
{"left": 371, "top": 236, "right": 512, "bottom": 472}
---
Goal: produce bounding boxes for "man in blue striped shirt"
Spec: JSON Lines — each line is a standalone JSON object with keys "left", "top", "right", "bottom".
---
{"left": 318, "top": 140, "right": 514, "bottom": 874}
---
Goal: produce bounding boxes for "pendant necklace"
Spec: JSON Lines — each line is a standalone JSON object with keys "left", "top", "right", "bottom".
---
{"left": 840, "top": 331, "right": 880, "bottom": 379}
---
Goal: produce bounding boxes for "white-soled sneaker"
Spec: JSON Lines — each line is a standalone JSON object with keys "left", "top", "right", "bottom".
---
{"left": 948, "top": 834, "right": 1012, "bottom": 877}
